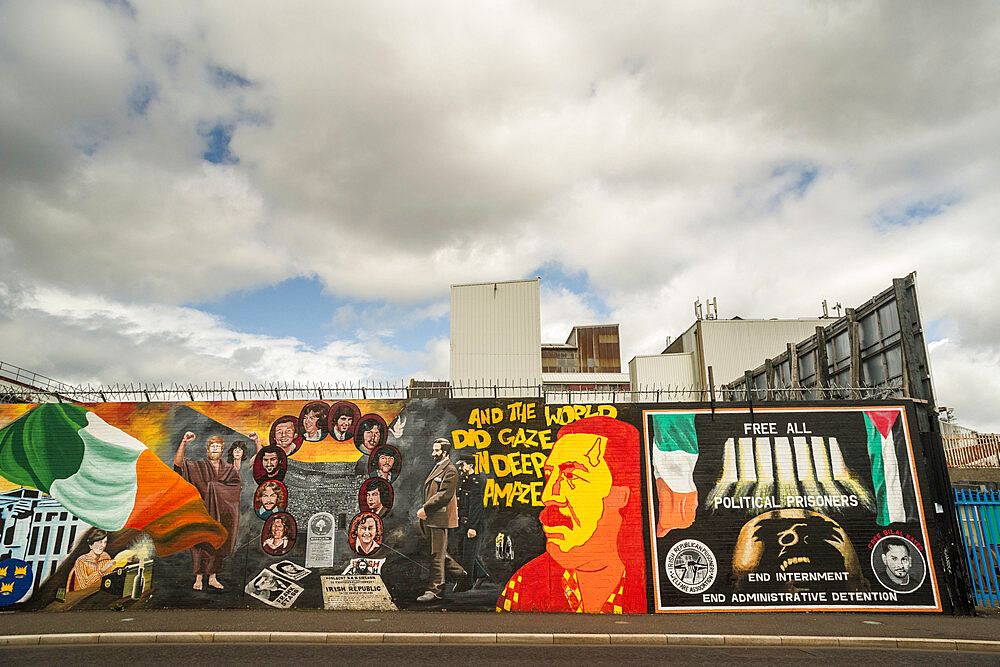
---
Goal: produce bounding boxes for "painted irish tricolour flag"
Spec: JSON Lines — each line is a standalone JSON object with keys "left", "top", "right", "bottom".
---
{"left": 863, "top": 409, "right": 918, "bottom": 525}
{"left": 0, "top": 404, "right": 228, "bottom": 556}
{"left": 649, "top": 412, "right": 699, "bottom": 537}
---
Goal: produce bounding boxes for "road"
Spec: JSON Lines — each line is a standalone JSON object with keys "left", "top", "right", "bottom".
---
{"left": 2, "top": 644, "right": 998, "bottom": 665}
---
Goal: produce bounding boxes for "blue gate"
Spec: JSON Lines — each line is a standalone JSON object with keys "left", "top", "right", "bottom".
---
{"left": 954, "top": 488, "right": 1000, "bottom": 607}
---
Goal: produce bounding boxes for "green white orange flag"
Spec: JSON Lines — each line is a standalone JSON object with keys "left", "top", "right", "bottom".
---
{"left": 0, "top": 403, "right": 228, "bottom": 556}
{"left": 649, "top": 412, "right": 699, "bottom": 537}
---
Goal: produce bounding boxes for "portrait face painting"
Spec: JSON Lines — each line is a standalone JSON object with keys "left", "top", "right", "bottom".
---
{"left": 329, "top": 402, "right": 360, "bottom": 440}
{"left": 358, "top": 478, "right": 393, "bottom": 514}
{"left": 270, "top": 416, "right": 302, "bottom": 456}
{"left": 261, "top": 512, "right": 297, "bottom": 556}
{"left": 299, "top": 402, "right": 329, "bottom": 440}
{"left": 348, "top": 511, "right": 383, "bottom": 556}
{"left": 253, "top": 446, "right": 287, "bottom": 484}
{"left": 354, "top": 415, "right": 387, "bottom": 454}
{"left": 254, "top": 481, "right": 288, "bottom": 517}
{"left": 367, "top": 445, "right": 402, "bottom": 480}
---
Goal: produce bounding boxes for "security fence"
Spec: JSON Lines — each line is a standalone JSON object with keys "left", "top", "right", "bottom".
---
{"left": 0, "top": 381, "right": 911, "bottom": 404}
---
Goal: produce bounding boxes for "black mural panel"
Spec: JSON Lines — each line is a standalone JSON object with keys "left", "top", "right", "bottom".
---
{"left": 643, "top": 404, "right": 941, "bottom": 611}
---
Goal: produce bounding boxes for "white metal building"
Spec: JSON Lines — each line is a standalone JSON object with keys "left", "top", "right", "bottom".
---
{"left": 450, "top": 279, "right": 542, "bottom": 397}
{"left": 630, "top": 318, "right": 828, "bottom": 399}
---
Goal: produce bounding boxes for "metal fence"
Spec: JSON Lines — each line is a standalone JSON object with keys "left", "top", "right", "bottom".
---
{"left": 944, "top": 433, "right": 1000, "bottom": 468}
{"left": 0, "top": 380, "right": 912, "bottom": 404}
{"left": 0, "top": 360, "right": 80, "bottom": 401}
{"left": 954, "top": 488, "right": 1000, "bottom": 607}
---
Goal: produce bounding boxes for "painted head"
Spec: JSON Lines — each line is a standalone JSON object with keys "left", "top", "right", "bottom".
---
{"left": 360, "top": 421, "right": 381, "bottom": 453}
{"left": 87, "top": 529, "right": 109, "bottom": 555}
{"left": 272, "top": 417, "right": 298, "bottom": 454}
{"left": 458, "top": 453, "right": 475, "bottom": 475}
{"left": 881, "top": 539, "right": 913, "bottom": 585}
{"left": 227, "top": 440, "right": 249, "bottom": 464}
{"left": 431, "top": 437, "right": 451, "bottom": 462}
{"left": 206, "top": 435, "right": 225, "bottom": 461}
{"left": 300, "top": 403, "right": 327, "bottom": 436}
{"left": 539, "top": 416, "right": 641, "bottom": 572}
{"left": 364, "top": 478, "right": 391, "bottom": 513}
{"left": 257, "top": 481, "right": 284, "bottom": 511}
{"left": 270, "top": 515, "right": 288, "bottom": 540}
{"left": 262, "top": 449, "right": 280, "bottom": 475}
{"left": 349, "top": 512, "right": 382, "bottom": 553}
{"left": 366, "top": 487, "right": 383, "bottom": 512}
{"left": 374, "top": 446, "right": 397, "bottom": 475}
{"left": 333, "top": 405, "right": 355, "bottom": 437}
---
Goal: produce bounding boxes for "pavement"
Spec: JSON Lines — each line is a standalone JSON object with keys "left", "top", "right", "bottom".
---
{"left": 2, "top": 608, "right": 1000, "bottom": 652}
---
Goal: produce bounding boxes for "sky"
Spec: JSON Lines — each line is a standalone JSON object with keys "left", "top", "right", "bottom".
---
{"left": 1, "top": 1, "right": 999, "bottom": 429}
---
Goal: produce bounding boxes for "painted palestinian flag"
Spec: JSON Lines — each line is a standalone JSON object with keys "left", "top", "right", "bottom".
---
{"left": 0, "top": 403, "right": 228, "bottom": 556}
{"left": 863, "top": 409, "right": 919, "bottom": 525}
{"left": 649, "top": 412, "right": 699, "bottom": 537}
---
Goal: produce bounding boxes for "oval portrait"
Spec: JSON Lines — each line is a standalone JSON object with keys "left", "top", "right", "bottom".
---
{"left": 328, "top": 401, "right": 361, "bottom": 443}
{"left": 254, "top": 480, "right": 288, "bottom": 519}
{"left": 871, "top": 535, "right": 926, "bottom": 594}
{"left": 253, "top": 445, "right": 288, "bottom": 484}
{"left": 261, "top": 511, "right": 297, "bottom": 557}
{"left": 354, "top": 414, "right": 388, "bottom": 456}
{"left": 348, "top": 511, "right": 383, "bottom": 556}
{"left": 367, "top": 444, "right": 402, "bottom": 484}
{"left": 358, "top": 477, "right": 394, "bottom": 517}
{"left": 270, "top": 415, "right": 303, "bottom": 457}
{"left": 298, "top": 401, "right": 329, "bottom": 443}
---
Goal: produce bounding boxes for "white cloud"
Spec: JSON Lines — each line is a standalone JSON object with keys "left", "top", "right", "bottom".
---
{"left": 540, "top": 285, "right": 601, "bottom": 343}
{"left": 0, "top": 282, "right": 375, "bottom": 385}
{"left": 0, "top": 1, "right": 998, "bottom": 424}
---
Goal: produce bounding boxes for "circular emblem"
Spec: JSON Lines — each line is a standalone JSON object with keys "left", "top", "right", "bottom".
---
{"left": 665, "top": 539, "right": 717, "bottom": 594}
{"left": 869, "top": 535, "right": 926, "bottom": 594}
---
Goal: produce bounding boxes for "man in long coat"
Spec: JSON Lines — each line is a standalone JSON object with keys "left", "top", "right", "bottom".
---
{"left": 174, "top": 432, "right": 242, "bottom": 590}
{"left": 415, "top": 437, "right": 466, "bottom": 601}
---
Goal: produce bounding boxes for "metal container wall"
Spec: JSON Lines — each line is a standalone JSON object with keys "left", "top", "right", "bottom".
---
{"left": 450, "top": 279, "right": 541, "bottom": 397}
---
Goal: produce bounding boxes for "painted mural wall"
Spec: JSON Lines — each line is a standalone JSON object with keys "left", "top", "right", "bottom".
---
{"left": 0, "top": 398, "right": 951, "bottom": 613}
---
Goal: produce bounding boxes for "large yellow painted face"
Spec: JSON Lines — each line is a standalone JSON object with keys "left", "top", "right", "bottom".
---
{"left": 540, "top": 433, "right": 614, "bottom": 553}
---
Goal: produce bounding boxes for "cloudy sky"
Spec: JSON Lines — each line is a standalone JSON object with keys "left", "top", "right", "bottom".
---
{"left": 1, "top": 1, "right": 998, "bottom": 428}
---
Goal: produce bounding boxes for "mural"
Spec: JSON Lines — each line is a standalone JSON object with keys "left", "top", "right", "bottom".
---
{"left": 645, "top": 406, "right": 940, "bottom": 611}
{"left": 0, "top": 399, "right": 948, "bottom": 613}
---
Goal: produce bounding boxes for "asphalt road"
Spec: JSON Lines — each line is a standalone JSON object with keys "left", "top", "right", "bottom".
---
{"left": 2, "top": 644, "right": 998, "bottom": 666}
{"left": 3, "top": 608, "right": 999, "bottom": 641}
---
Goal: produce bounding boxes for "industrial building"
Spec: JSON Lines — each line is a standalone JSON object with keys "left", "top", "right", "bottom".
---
{"left": 629, "top": 317, "right": 827, "bottom": 397}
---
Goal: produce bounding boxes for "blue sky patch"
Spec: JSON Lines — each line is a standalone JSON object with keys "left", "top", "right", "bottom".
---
{"left": 532, "top": 262, "right": 611, "bottom": 323}
{"left": 200, "top": 123, "right": 238, "bottom": 164}
{"left": 771, "top": 162, "right": 818, "bottom": 199}
{"left": 192, "top": 276, "right": 450, "bottom": 359}
{"left": 128, "top": 81, "right": 156, "bottom": 116}
{"left": 876, "top": 193, "right": 959, "bottom": 229}
{"left": 208, "top": 65, "right": 252, "bottom": 89}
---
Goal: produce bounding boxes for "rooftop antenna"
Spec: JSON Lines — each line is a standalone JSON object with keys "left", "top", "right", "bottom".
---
{"left": 834, "top": 302, "right": 843, "bottom": 318}
{"left": 706, "top": 297, "right": 718, "bottom": 320}
{"left": 694, "top": 299, "right": 703, "bottom": 320}
{"left": 822, "top": 299, "right": 829, "bottom": 318}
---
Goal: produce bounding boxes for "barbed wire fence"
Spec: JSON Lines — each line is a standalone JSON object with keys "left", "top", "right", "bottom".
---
{"left": 0, "top": 379, "right": 910, "bottom": 405}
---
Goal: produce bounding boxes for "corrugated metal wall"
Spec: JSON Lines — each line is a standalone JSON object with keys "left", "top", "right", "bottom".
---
{"left": 700, "top": 319, "right": 826, "bottom": 385}
{"left": 449, "top": 279, "right": 542, "bottom": 397}
{"left": 629, "top": 352, "right": 697, "bottom": 397}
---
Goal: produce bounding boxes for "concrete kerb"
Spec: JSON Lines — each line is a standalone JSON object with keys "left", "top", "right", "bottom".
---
{"left": 1, "top": 632, "right": 999, "bottom": 650}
